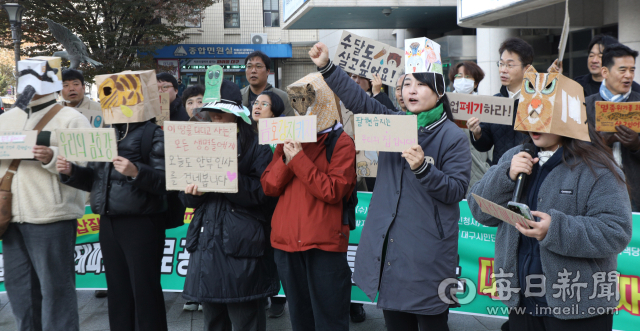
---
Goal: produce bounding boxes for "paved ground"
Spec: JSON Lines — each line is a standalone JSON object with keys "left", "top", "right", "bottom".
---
{"left": 0, "top": 291, "right": 506, "bottom": 330}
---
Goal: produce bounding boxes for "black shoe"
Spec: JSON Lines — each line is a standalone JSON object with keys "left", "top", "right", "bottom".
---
{"left": 94, "top": 290, "right": 108, "bottom": 298}
{"left": 268, "top": 302, "right": 285, "bottom": 318}
{"left": 350, "top": 303, "right": 366, "bottom": 323}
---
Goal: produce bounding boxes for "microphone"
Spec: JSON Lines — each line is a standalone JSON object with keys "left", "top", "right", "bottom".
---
{"left": 511, "top": 143, "right": 537, "bottom": 203}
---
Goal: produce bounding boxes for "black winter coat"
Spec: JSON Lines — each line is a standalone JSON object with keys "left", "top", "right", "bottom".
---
{"left": 470, "top": 86, "right": 527, "bottom": 165}
{"left": 180, "top": 134, "right": 280, "bottom": 303}
{"left": 61, "top": 121, "right": 167, "bottom": 216}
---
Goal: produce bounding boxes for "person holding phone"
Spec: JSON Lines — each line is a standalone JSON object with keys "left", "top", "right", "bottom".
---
{"left": 468, "top": 100, "right": 632, "bottom": 329}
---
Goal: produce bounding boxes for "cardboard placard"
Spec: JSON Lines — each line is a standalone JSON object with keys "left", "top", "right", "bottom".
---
{"left": 258, "top": 116, "right": 317, "bottom": 144}
{"left": 77, "top": 108, "right": 105, "bottom": 128}
{"left": 595, "top": 101, "right": 640, "bottom": 132}
{"left": 155, "top": 93, "right": 171, "bottom": 127}
{"left": 57, "top": 128, "right": 118, "bottom": 162}
{"left": 446, "top": 93, "right": 514, "bottom": 126}
{"left": 356, "top": 151, "right": 378, "bottom": 177}
{"left": 164, "top": 121, "right": 238, "bottom": 193}
{"left": 353, "top": 114, "right": 418, "bottom": 152}
{"left": 333, "top": 31, "right": 405, "bottom": 86}
{"left": 471, "top": 194, "right": 529, "bottom": 228}
{"left": 558, "top": 0, "right": 570, "bottom": 62}
{"left": 0, "top": 131, "right": 37, "bottom": 159}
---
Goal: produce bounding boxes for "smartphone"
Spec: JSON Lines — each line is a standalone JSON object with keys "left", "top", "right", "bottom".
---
{"left": 507, "top": 201, "right": 534, "bottom": 228}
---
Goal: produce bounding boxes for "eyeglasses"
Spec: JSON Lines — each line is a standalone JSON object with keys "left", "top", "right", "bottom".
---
{"left": 158, "top": 85, "right": 174, "bottom": 92}
{"left": 246, "top": 65, "right": 265, "bottom": 71}
{"left": 497, "top": 61, "right": 522, "bottom": 69}
{"left": 253, "top": 101, "right": 271, "bottom": 108}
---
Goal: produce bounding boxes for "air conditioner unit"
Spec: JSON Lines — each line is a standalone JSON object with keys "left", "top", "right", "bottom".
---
{"left": 251, "top": 33, "right": 268, "bottom": 44}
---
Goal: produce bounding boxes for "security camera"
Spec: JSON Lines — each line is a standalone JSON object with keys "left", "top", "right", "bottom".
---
{"left": 382, "top": 8, "right": 392, "bottom": 16}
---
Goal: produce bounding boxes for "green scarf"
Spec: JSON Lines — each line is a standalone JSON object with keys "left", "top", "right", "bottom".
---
{"left": 407, "top": 102, "right": 444, "bottom": 129}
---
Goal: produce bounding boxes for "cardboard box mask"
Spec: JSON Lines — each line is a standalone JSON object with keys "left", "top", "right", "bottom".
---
{"left": 95, "top": 70, "right": 161, "bottom": 124}
{"left": 514, "top": 67, "right": 589, "bottom": 142}
{"left": 405, "top": 38, "right": 443, "bottom": 75}
{"left": 287, "top": 73, "right": 340, "bottom": 132}
{"left": 17, "top": 57, "right": 63, "bottom": 95}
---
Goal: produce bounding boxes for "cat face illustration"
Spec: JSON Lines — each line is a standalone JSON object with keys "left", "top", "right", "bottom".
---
{"left": 516, "top": 66, "right": 558, "bottom": 132}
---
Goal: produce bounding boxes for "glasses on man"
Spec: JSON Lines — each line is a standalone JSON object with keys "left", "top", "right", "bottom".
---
{"left": 158, "top": 84, "right": 174, "bottom": 92}
{"left": 253, "top": 101, "right": 271, "bottom": 108}
{"left": 246, "top": 65, "right": 265, "bottom": 71}
{"left": 497, "top": 61, "right": 522, "bottom": 70}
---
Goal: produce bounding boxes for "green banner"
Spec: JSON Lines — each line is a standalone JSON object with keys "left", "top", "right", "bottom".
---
{"left": 0, "top": 193, "right": 637, "bottom": 330}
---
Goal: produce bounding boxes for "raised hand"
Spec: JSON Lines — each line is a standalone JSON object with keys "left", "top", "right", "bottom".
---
{"left": 309, "top": 42, "right": 330, "bottom": 68}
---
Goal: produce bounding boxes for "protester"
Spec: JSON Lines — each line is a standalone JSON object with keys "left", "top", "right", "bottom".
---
{"left": 450, "top": 61, "right": 492, "bottom": 190}
{"left": 157, "top": 72, "right": 190, "bottom": 121}
{"left": 59, "top": 69, "right": 101, "bottom": 111}
{"left": 0, "top": 57, "right": 91, "bottom": 331}
{"left": 308, "top": 42, "right": 471, "bottom": 331}
{"left": 574, "top": 35, "right": 640, "bottom": 97}
{"left": 181, "top": 79, "right": 279, "bottom": 331}
{"left": 261, "top": 70, "right": 356, "bottom": 330}
{"left": 57, "top": 77, "right": 169, "bottom": 330}
{"left": 241, "top": 51, "right": 294, "bottom": 116}
{"left": 394, "top": 74, "right": 407, "bottom": 112}
{"left": 468, "top": 75, "right": 632, "bottom": 330}
{"left": 585, "top": 43, "right": 640, "bottom": 211}
{"left": 468, "top": 38, "right": 531, "bottom": 165}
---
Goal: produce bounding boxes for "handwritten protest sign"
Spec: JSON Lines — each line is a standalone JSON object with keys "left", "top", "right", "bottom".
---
{"left": 155, "top": 93, "right": 171, "bottom": 127}
{"left": 353, "top": 114, "right": 417, "bottom": 152}
{"left": 77, "top": 108, "right": 104, "bottom": 128}
{"left": 595, "top": 101, "right": 640, "bottom": 132}
{"left": 164, "top": 121, "right": 238, "bottom": 193}
{"left": 333, "top": 31, "right": 404, "bottom": 86}
{"left": 446, "top": 92, "right": 514, "bottom": 126}
{"left": 471, "top": 194, "right": 528, "bottom": 228}
{"left": 258, "top": 116, "right": 317, "bottom": 144}
{"left": 0, "top": 131, "right": 37, "bottom": 159}
{"left": 57, "top": 128, "right": 118, "bottom": 162}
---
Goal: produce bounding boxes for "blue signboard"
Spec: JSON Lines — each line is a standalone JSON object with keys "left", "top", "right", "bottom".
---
{"left": 151, "top": 44, "right": 292, "bottom": 59}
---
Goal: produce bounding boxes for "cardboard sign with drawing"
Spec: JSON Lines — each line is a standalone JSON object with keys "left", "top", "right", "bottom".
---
{"left": 405, "top": 38, "right": 443, "bottom": 75}
{"left": 95, "top": 70, "right": 161, "bottom": 125}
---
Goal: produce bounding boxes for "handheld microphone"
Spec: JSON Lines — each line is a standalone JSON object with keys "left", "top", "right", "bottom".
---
{"left": 511, "top": 143, "right": 537, "bottom": 203}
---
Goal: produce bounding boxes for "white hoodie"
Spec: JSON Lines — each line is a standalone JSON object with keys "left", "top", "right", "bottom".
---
{"left": 0, "top": 94, "right": 91, "bottom": 224}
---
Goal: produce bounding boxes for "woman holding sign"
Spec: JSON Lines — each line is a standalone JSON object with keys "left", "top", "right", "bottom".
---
{"left": 308, "top": 42, "right": 471, "bottom": 331}
{"left": 467, "top": 69, "right": 632, "bottom": 329}
{"left": 181, "top": 80, "right": 280, "bottom": 331}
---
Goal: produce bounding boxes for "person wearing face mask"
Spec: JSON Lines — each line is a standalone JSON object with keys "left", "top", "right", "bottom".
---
{"left": 449, "top": 62, "right": 491, "bottom": 190}
{"left": 309, "top": 42, "right": 471, "bottom": 331}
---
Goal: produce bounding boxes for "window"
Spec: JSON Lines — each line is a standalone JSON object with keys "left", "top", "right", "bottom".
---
{"left": 263, "top": 0, "right": 279, "bottom": 27}
{"left": 224, "top": 0, "right": 240, "bottom": 28}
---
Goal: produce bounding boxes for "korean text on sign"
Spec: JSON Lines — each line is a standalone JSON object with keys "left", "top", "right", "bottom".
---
{"left": 56, "top": 128, "right": 118, "bottom": 162}
{"left": 164, "top": 121, "right": 238, "bottom": 193}
{"left": 258, "top": 116, "right": 317, "bottom": 144}
{"left": 446, "top": 92, "right": 514, "bottom": 126}
{"left": 595, "top": 101, "right": 640, "bottom": 133}
{"left": 0, "top": 130, "right": 37, "bottom": 159}
{"left": 353, "top": 114, "right": 418, "bottom": 152}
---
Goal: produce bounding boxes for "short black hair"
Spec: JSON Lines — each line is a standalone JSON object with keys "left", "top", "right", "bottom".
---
{"left": 259, "top": 90, "right": 285, "bottom": 117}
{"left": 587, "top": 34, "right": 618, "bottom": 54}
{"left": 156, "top": 72, "right": 178, "bottom": 90}
{"left": 182, "top": 85, "right": 205, "bottom": 109}
{"left": 62, "top": 69, "right": 85, "bottom": 85}
{"left": 244, "top": 51, "right": 271, "bottom": 71}
{"left": 602, "top": 43, "right": 639, "bottom": 69}
{"left": 499, "top": 38, "right": 534, "bottom": 66}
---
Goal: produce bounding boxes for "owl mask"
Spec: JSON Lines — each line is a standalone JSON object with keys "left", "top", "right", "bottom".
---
{"left": 514, "top": 66, "right": 589, "bottom": 142}
{"left": 287, "top": 73, "right": 340, "bottom": 132}
{"left": 95, "top": 70, "right": 161, "bottom": 124}
{"left": 17, "top": 57, "right": 63, "bottom": 95}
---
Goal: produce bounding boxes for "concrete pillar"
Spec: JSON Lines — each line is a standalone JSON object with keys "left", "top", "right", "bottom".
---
{"left": 476, "top": 28, "right": 519, "bottom": 96}
{"left": 618, "top": 0, "right": 640, "bottom": 85}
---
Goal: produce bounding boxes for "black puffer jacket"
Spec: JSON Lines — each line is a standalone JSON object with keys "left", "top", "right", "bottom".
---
{"left": 180, "top": 134, "right": 280, "bottom": 303}
{"left": 470, "top": 86, "right": 527, "bottom": 165}
{"left": 60, "top": 121, "right": 167, "bottom": 216}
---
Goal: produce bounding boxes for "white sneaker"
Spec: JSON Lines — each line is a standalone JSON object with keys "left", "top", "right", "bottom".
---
{"left": 183, "top": 302, "right": 199, "bottom": 311}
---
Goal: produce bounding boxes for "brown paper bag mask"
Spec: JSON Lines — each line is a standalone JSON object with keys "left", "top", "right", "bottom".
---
{"left": 287, "top": 73, "right": 341, "bottom": 132}
{"left": 514, "top": 66, "right": 590, "bottom": 142}
{"left": 95, "top": 70, "right": 161, "bottom": 124}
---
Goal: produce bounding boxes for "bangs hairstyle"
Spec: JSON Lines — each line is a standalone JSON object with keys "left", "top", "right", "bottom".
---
{"left": 244, "top": 51, "right": 272, "bottom": 71}
{"left": 156, "top": 73, "right": 178, "bottom": 90}
{"left": 259, "top": 90, "right": 285, "bottom": 117}
{"left": 499, "top": 38, "right": 534, "bottom": 67}
{"left": 587, "top": 34, "right": 618, "bottom": 54}
{"left": 62, "top": 69, "right": 85, "bottom": 85}
{"left": 408, "top": 72, "right": 454, "bottom": 121}
{"left": 602, "top": 43, "right": 639, "bottom": 69}
{"left": 448, "top": 62, "right": 485, "bottom": 92}
{"left": 182, "top": 85, "right": 205, "bottom": 108}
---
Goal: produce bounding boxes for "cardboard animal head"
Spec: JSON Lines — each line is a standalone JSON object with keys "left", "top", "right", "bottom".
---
{"left": 405, "top": 38, "right": 442, "bottom": 75}
{"left": 203, "top": 65, "right": 223, "bottom": 103}
{"left": 95, "top": 70, "right": 161, "bottom": 124}
{"left": 287, "top": 73, "right": 340, "bottom": 132}
{"left": 514, "top": 66, "right": 589, "bottom": 142}
{"left": 17, "top": 57, "right": 63, "bottom": 95}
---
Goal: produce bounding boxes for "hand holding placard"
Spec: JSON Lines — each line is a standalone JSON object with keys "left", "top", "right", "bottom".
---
{"left": 353, "top": 114, "right": 417, "bottom": 152}
{"left": 471, "top": 193, "right": 529, "bottom": 228}
{"left": 0, "top": 131, "right": 37, "bottom": 159}
{"left": 56, "top": 128, "right": 118, "bottom": 162}
{"left": 595, "top": 101, "right": 640, "bottom": 132}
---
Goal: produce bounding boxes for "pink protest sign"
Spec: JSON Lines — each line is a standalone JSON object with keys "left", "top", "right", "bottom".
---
{"left": 258, "top": 116, "right": 317, "bottom": 144}
{"left": 353, "top": 114, "right": 418, "bottom": 152}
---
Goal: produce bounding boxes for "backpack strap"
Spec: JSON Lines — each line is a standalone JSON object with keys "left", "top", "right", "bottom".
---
{"left": 140, "top": 122, "right": 159, "bottom": 165}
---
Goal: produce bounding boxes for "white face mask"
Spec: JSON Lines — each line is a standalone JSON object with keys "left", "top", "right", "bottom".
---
{"left": 453, "top": 78, "right": 475, "bottom": 94}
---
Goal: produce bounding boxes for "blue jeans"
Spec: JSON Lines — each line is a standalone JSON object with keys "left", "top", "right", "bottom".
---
{"left": 3, "top": 219, "right": 79, "bottom": 331}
